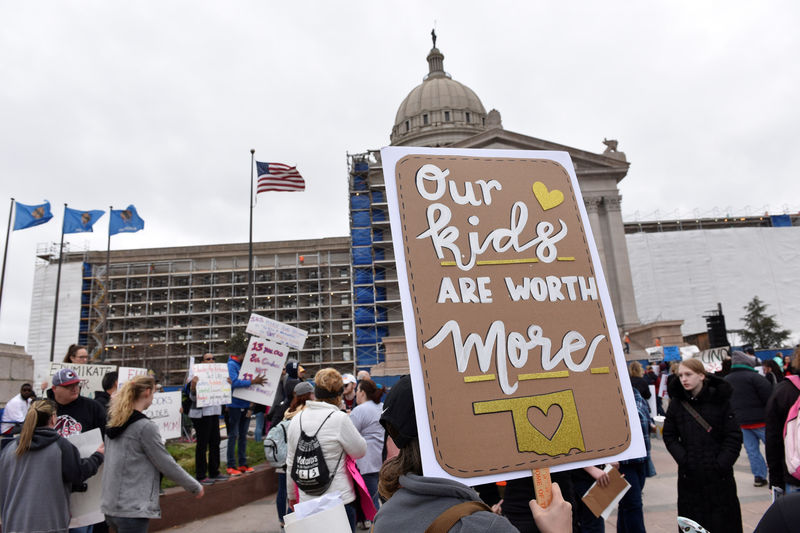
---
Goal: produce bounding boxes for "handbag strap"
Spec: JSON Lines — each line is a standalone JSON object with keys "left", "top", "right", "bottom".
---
{"left": 424, "top": 501, "right": 493, "bottom": 533}
{"left": 681, "top": 400, "right": 712, "bottom": 433}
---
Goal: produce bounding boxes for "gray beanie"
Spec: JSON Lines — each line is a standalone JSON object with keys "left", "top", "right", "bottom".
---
{"left": 731, "top": 350, "right": 758, "bottom": 367}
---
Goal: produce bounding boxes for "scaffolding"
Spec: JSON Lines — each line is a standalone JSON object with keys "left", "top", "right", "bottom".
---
{"left": 71, "top": 239, "right": 354, "bottom": 385}
{"left": 347, "top": 151, "right": 405, "bottom": 373}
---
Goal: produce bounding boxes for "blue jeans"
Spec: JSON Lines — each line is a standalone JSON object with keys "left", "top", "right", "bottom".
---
{"left": 617, "top": 462, "right": 647, "bottom": 533}
{"left": 105, "top": 516, "right": 149, "bottom": 533}
{"left": 226, "top": 407, "right": 250, "bottom": 468}
{"left": 254, "top": 411, "right": 265, "bottom": 443}
{"left": 344, "top": 502, "right": 356, "bottom": 532}
{"left": 277, "top": 472, "right": 287, "bottom": 524}
{"left": 362, "top": 472, "right": 380, "bottom": 512}
{"left": 742, "top": 426, "right": 767, "bottom": 479}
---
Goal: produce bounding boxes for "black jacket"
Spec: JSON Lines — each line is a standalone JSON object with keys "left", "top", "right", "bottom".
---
{"left": 765, "top": 376, "right": 800, "bottom": 489}
{"left": 724, "top": 365, "right": 772, "bottom": 425}
{"left": 52, "top": 394, "right": 107, "bottom": 438}
{"left": 663, "top": 373, "right": 743, "bottom": 533}
{"left": 630, "top": 376, "right": 652, "bottom": 399}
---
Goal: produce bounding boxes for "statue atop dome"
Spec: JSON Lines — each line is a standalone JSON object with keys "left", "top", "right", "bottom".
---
{"left": 431, "top": 28, "right": 437, "bottom": 48}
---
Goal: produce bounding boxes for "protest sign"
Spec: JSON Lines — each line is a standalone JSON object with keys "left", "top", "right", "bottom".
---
{"left": 67, "top": 428, "right": 104, "bottom": 527}
{"left": 232, "top": 337, "right": 287, "bottom": 405}
{"left": 143, "top": 391, "right": 182, "bottom": 440}
{"left": 381, "top": 147, "right": 644, "bottom": 483}
{"left": 49, "top": 362, "right": 117, "bottom": 397}
{"left": 693, "top": 346, "right": 729, "bottom": 373}
{"left": 194, "top": 363, "right": 232, "bottom": 407}
{"left": 117, "top": 366, "right": 148, "bottom": 385}
{"left": 246, "top": 313, "right": 308, "bottom": 350}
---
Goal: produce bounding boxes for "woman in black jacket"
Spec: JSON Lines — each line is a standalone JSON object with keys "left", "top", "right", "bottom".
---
{"left": 765, "top": 348, "right": 800, "bottom": 493}
{"left": 663, "top": 358, "right": 743, "bottom": 533}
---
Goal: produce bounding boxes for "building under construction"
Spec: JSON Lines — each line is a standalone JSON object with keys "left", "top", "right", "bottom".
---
{"left": 28, "top": 238, "right": 354, "bottom": 385}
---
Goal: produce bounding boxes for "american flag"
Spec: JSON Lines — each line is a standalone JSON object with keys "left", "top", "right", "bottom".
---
{"left": 256, "top": 161, "right": 306, "bottom": 193}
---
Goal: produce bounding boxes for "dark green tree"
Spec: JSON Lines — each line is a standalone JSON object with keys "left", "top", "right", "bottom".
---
{"left": 740, "top": 296, "right": 791, "bottom": 349}
{"left": 228, "top": 327, "right": 249, "bottom": 356}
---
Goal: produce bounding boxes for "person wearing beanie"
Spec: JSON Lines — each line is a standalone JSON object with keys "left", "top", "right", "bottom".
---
{"left": 725, "top": 350, "right": 773, "bottom": 487}
{"left": 373, "top": 375, "right": 572, "bottom": 533}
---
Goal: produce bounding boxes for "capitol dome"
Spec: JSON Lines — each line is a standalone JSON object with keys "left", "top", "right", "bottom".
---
{"left": 390, "top": 44, "right": 489, "bottom": 146}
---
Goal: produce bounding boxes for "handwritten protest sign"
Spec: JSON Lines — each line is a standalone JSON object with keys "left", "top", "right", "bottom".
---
{"left": 381, "top": 147, "right": 644, "bottom": 483}
{"left": 49, "top": 362, "right": 117, "bottom": 397}
{"left": 117, "top": 366, "right": 148, "bottom": 385}
{"left": 246, "top": 313, "right": 308, "bottom": 350}
{"left": 67, "top": 428, "right": 104, "bottom": 527}
{"left": 143, "top": 391, "right": 182, "bottom": 440}
{"left": 693, "top": 346, "right": 729, "bottom": 372}
{"left": 232, "top": 337, "right": 287, "bottom": 405}
{"left": 194, "top": 363, "right": 232, "bottom": 407}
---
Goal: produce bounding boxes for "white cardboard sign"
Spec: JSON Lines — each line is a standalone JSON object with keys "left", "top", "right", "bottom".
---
{"left": 193, "top": 363, "right": 232, "bottom": 407}
{"left": 117, "top": 366, "right": 148, "bottom": 385}
{"left": 67, "top": 428, "right": 104, "bottom": 528}
{"left": 232, "top": 337, "right": 287, "bottom": 406}
{"left": 49, "top": 362, "right": 117, "bottom": 397}
{"left": 143, "top": 391, "right": 182, "bottom": 440}
{"left": 246, "top": 313, "right": 308, "bottom": 350}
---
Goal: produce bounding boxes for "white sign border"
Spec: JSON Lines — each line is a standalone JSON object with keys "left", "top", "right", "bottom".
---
{"left": 380, "top": 145, "right": 645, "bottom": 485}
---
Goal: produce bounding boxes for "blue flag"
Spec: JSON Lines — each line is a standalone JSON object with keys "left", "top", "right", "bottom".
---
{"left": 63, "top": 207, "right": 105, "bottom": 234}
{"left": 109, "top": 205, "right": 145, "bottom": 235}
{"left": 13, "top": 201, "right": 53, "bottom": 230}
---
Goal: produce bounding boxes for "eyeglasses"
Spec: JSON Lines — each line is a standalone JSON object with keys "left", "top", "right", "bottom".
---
{"left": 202, "top": 358, "right": 215, "bottom": 362}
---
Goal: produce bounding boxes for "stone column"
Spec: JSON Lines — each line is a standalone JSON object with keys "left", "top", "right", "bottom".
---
{"left": 583, "top": 196, "right": 607, "bottom": 273}
{"left": 603, "top": 195, "right": 639, "bottom": 328}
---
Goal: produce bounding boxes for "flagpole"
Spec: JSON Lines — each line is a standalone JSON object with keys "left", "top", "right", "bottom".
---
{"left": 103, "top": 205, "right": 112, "bottom": 361}
{"left": 50, "top": 203, "right": 67, "bottom": 362}
{"left": 0, "top": 198, "right": 15, "bottom": 317}
{"left": 247, "top": 149, "right": 255, "bottom": 314}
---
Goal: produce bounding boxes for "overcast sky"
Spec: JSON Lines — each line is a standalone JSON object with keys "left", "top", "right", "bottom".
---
{"left": 1, "top": 1, "right": 798, "bottom": 346}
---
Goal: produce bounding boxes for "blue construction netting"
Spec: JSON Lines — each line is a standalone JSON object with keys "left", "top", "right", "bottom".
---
{"left": 373, "top": 229, "right": 384, "bottom": 242}
{"left": 355, "top": 307, "right": 375, "bottom": 324}
{"left": 350, "top": 194, "right": 370, "bottom": 210}
{"left": 356, "top": 326, "right": 378, "bottom": 344}
{"left": 351, "top": 228, "right": 372, "bottom": 246}
{"left": 352, "top": 212, "right": 370, "bottom": 228}
{"left": 374, "top": 268, "right": 385, "bottom": 281}
{"left": 355, "top": 287, "right": 374, "bottom": 304}
{"left": 376, "top": 308, "right": 388, "bottom": 322}
{"left": 352, "top": 176, "right": 368, "bottom": 191}
{"left": 375, "top": 287, "right": 386, "bottom": 301}
{"left": 354, "top": 268, "right": 373, "bottom": 285}
{"left": 374, "top": 248, "right": 385, "bottom": 261}
{"left": 371, "top": 208, "right": 386, "bottom": 221}
{"left": 372, "top": 191, "right": 385, "bottom": 203}
{"left": 354, "top": 162, "right": 369, "bottom": 172}
{"left": 377, "top": 326, "right": 389, "bottom": 337}
{"left": 352, "top": 247, "right": 372, "bottom": 265}
{"left": 356, "top": 345, "right": 378, "bottom": 366}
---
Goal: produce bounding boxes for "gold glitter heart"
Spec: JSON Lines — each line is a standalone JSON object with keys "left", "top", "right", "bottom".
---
{"left": 532, "top": 181, "right": 564, "bottom": 211}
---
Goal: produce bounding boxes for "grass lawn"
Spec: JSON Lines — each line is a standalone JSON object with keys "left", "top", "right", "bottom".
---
{"left": 162, "top": 438, "right": 265, "bottom": 488}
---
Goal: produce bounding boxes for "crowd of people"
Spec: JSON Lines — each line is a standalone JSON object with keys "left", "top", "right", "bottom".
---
{"left": 2, "top": 343, "right": 800, "bottom": 532}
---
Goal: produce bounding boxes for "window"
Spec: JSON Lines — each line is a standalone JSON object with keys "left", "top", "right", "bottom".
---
{"left": 465, "top": 112, "right": 471, "bottom": 123}
{"left": 423, "top": 114, "right": 429, "bottom": 125}
{"left": 405, "top": 120, "right": 409, "bottom": 132}
{"left": 444, "top": 111, "right": 450, "bottom": 122}
{"left": 482, "top": 117, "right": 486, "bottom": 126}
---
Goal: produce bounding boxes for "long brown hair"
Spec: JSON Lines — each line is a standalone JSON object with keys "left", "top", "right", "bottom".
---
{"left": 108, "top": 375, "right": 155, "bottom": 427}
{"left": 358, "top": 379, "right": 383, "bottom": 404}
{"left": 63, "top": 344, "right": 87, "bottom": 363}
{"left": 378, "top": 436, "right": 422, "bottom": 501}
{"left": 16, "top": 400, "right": 57, "bottom": 457}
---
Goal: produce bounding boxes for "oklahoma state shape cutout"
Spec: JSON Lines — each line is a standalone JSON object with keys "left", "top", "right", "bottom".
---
{"left": 385, "top": 150, "right": 632, "bottom": 477}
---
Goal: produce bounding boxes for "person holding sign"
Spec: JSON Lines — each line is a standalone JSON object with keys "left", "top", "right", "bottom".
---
{"left": 663, "top": 359, "right": 743, "bottom": 533}
{"left": 189, "top": 354, "right": 230, "bottom": 485}
{"left": 0, "top": 399, "right": 104, "bottom": 533}
{"left": 102, "top": 375, "right": 203, "bottom": 532}
{"left": 226, "top": 353, "right": 265, "bottom": 475}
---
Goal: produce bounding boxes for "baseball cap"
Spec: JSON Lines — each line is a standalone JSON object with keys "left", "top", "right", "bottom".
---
{"left": 293, "top": 381, "right": 314, "bottom": 396}
{"left": 53, "top": 368, "right": 81, "bottom": 387}
{"left": 342, "top": 373, "right": 357, "bottom": 385}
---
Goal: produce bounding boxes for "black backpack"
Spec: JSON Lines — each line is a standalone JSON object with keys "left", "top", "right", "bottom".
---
{"left": 290, "top": 410, "right": 342, "bottom": 496}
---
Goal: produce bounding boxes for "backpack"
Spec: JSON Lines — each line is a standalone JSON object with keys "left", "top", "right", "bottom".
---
{"left": 290, "top": 410, "right": 342, "bottom": 496}
{"left": 264, "top": 419, "right": 290, "bottom": 467}
{"left": 784, "top": 375, "right": 800, "bottom": 481}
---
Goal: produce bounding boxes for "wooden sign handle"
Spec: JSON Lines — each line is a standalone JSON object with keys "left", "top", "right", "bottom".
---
{"left": 532, "top": 468, "right": 552, "bottom": 508}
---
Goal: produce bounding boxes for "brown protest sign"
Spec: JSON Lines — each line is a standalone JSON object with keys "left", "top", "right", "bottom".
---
{"left": 382, "top": 149, "right": 637, "bottom": 478}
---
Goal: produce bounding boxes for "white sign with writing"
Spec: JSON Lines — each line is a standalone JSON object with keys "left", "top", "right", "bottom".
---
{"left": 67, "top": 428, "right": 104, "bottom": 528}
{"left": 693, "top": 346, "right": 730, "bottom": 373}
{"left": 143, "top": 391, "right": 182, "bottom": 440}
{"left": 117, "top": 366, "right": 148, "bottom": 385}
{"left": 49, "top": 362, "right": 117, "bottom": 397}
{"left": 194, "top": 363, "right": 232, "bottom": 407}
{"left": 232, "top": 337, "right": 287, "bottom": 405}
{"left": 246, "top": 313, "right": 308, "bottom": 350}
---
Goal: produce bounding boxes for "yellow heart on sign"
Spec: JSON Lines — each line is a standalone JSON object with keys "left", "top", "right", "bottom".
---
{"left": 532, "top": 181, "right": 564, "bottom": 211}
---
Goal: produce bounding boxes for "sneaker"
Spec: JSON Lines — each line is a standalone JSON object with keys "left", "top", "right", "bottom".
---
{"left": 238, "top": 465, "right": 255, "bottom": 473}
{"left": 754, "top": 477, "right": 768, "bottom": 487}
{"left": 212, "top": 473, "right": 230, "bottom": 482}
{"left": 200, "top": 477, "right": 215, "bottom": 486}
{"left": 226, "top": 467, "right": 242, "bottom": 476}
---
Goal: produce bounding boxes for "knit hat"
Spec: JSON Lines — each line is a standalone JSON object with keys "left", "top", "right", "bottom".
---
{"left": 293, "top": 381, "right": 313, "bottom": 396}
{"left": 380, "top": 375, "right": 418, "bottom": 449}
{"left": 731, "top": 350, "right": 758, "bottom": 367}
{"left": 52, "top": 368, "right": 81, "bottom": 387}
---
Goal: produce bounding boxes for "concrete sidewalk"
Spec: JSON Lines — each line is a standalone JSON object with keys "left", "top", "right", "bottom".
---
{"left": 167, "top": 436, "right": 773, "bottom": 533}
